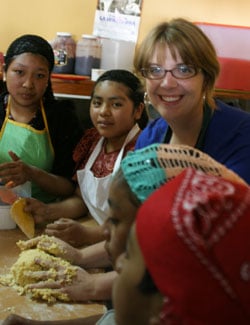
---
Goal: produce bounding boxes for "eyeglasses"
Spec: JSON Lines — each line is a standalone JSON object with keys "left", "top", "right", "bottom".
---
{"left": 141, "top": 64, "right": 199, "bottom": 80}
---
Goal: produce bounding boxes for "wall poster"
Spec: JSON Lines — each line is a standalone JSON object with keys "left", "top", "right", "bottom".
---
{"left": 93, "top": 0, "right": 143, "bottom": 42}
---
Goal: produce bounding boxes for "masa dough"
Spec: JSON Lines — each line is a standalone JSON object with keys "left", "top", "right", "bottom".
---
{"left": 17, "top": 235, "right": 66, "bottom": 256}
{"left": 0, "top": 241, "right": 78, "bottom": 304}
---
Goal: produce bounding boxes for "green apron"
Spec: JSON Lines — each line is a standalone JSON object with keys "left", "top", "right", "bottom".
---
{"left": 0, "top": 98, "right": 55, "bottom": 202}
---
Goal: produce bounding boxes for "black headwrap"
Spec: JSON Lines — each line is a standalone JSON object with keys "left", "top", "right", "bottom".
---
{"left": 4, "top": 34, "right": 55, "bottom": 72}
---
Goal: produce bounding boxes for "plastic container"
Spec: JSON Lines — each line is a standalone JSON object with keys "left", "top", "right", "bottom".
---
{"left": 0, "top": 182, "right": 31, "bottom": 230}
{"left": 100, "top": 38, "right": 136, "bottom": 71}
{"left": 74, "top": 35, "right": 102, "bottom": 76}
{"left": 91, "top": 69, "right": 106, "bottom": 81}
{"left": 51, "top": 32, "right": 76, "bottom": 74}
{"left": 0, "top": 203, "right": 16, "bottom": 229}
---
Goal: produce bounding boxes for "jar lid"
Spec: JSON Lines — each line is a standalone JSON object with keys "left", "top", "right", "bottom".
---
{"left": 81, "top": 34, "right": 97, "bottom": 39}
{"left": 56, "top": 32, "right": 72, "bottom": 37}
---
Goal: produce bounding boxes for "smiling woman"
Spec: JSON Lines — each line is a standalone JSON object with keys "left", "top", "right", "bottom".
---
{"left": 134, "top": 18, "right": 250, "bottom": 185}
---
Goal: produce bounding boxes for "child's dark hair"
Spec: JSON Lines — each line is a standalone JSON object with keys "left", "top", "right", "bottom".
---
{"left": 2, "top": 34, "right": 55, "bottom": 105}
{"left": 92, "top": 69, "right": 148, "bottom": 129}
{"left": 137, "top": 268, "right": 158, "bottom": 294}
{"left": 112, "top": 167, "right": 142, "bottom": 208}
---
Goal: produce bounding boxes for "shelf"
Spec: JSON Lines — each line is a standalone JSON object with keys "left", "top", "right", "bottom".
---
{"left": 51, "top": 77, "right": 250, "bottom": 100}
{"left": 214, "top": 88, "right": 250, "bottom": 100}
{"left": 1, "top": 72, "right": 249, "bottom": 100}
{"left": 51, "top": 74, "right": 94, "bottom": 97}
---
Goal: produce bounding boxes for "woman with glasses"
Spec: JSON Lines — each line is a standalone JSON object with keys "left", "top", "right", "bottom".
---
{"left": 134, "top": 18, "right": 250, "bottom": 184}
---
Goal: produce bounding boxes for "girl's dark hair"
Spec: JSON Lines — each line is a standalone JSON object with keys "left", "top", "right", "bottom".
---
{"left": 92, "top": 69, "right": 148, "bottom": 129}
{"left": 112, "top": 167, "right": 141, "bottom": 208}
{"left": 137, "top": 268, "right": 158, "bottom": 294}
{"left": 4, "top": 34, "right": 55, "bottom": 72}
{"left": 3, "top": 34, "right": 55, "bottom": 104}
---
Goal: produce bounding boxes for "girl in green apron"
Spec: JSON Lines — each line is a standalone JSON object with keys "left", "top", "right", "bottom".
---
{"left": 0, "top": 35, "right": 82, "bottom": 202}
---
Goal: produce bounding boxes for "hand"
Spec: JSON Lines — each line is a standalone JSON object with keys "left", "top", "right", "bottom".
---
{"left": 24, "top": 198, "right": 50, "bottom": 224}
{"left": 17, "top": 235, "right": 81, "bottom": 265}
{"left": 0, "top": 151, "right": 31, "bottom": 187}
{"left": 26, "top": 266, "right": 100, "bottom": 302}
{"left": 17, "top": 235, "right": 43, "bottom": 250}
{"left": 45, "top": 218, "right": 89, "bottom": 247}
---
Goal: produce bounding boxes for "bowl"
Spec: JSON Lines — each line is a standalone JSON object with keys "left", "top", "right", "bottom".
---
{"left": 0, "top": 204, "right": 16, "bottom": 229}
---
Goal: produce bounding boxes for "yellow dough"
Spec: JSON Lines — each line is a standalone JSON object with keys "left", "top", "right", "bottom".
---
{"left": 10, "top": 198, "right": 35, "bottom": 239}
{"left": 17, "top": 235, "right": 66, "bottom": 256}
{"left": 0, "top": 248, "right": 78, "bottom": 304}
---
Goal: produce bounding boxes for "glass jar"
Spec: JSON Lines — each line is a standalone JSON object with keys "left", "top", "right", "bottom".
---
{"left": 74, "top": 35, "right": 102, "bottom": 76}
{"left": 51, "top": 32, "right": 76, "bottom": 74}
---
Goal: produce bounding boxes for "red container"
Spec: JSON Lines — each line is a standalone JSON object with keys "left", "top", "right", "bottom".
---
{"left": 216, "top": 57, "right": 250, "bottom": 91}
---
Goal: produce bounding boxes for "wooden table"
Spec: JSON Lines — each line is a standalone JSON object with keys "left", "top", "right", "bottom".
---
{"left": 0, "top": 226, "right": 105, "bottom": 321}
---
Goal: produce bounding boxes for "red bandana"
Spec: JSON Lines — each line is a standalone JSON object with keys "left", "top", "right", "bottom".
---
{"left": 136, "top": 168, "right": 250, "bottom": 324}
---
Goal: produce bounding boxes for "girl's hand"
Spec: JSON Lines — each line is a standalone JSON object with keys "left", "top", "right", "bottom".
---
{"left": 17, "top": 235, "right": 81, "bottom": 265}
{"left": 45, "top": 218, "right": 87, "bottom": 247}
{"left": 24, "top": 198, "right": 50, "bottom": 224}
{"left": 0, "top": 151, "right": 31, "bottom": 187}
{"left": 26, "top": 266, "right": 99, "bottom": 302}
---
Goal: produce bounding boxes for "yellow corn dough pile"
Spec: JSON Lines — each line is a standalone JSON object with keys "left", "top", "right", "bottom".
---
{"left": 17, "top": 235, "right": 66, "bottom": 256}
{"left": 0, "top": 248, "right": 77, "bottom": 304}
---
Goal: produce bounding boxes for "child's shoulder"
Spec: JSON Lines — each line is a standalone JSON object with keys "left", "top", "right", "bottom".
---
{"left": 73, "top": 128, "right": 101, "bottom": 165}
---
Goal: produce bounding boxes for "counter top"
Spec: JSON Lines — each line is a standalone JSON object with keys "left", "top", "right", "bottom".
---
{"left": 0, "top": 224, "right": 105, "bottom": 321}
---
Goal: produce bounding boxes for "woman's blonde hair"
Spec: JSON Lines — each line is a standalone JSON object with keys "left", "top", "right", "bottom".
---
{"left": 134, "top": 18, "right": 220, "bottom": 109}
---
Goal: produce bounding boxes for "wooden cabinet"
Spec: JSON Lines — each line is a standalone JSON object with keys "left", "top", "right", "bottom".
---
{"left": 51, "top": 74, "right": 94, "bottom": 99}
